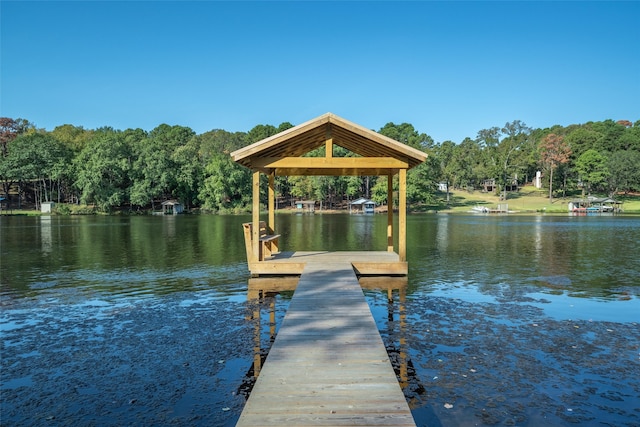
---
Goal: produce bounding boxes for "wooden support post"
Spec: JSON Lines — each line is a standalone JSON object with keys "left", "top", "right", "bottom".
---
{"left": 268, "top": 172, "right": 275, "bottom": 233}
{"left": 387, "top": 173, "right": 394, "bottom": 252}
{"left": 252, "top": 171, "right": 260, "bottom": 263}
{"left": 325, "top": 125, "right": 333, "bottom": 158}
{"left": 399, "top": 168, "right": 407, "bottom": 261}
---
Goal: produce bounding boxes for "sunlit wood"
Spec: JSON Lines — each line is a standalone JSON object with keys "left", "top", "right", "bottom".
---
{"left": 252, "top": 157, "right": 409, "bottom": 170}
{"left": 248, "top": 277, "right": 299, "bottom": 292}
{"left": 325, "top": 126, "right": 333, "bottom": 158}
{"left": 248, "top": 251, "right": 404, "bottom": 276}
{"left": 237, "top": 260, "right": 415, "bottom": 426}
{"left": 243, "top": 221, "right": 280, "bottom": 262}
{"left": 252, "top": 171, "right": 260, "bottom": 263}
{"left": 399, "top": 169, "right": 406, "bottom": 262}
{"left": 387, "top": 174, "right": 393, "bottom": 252}
{"left": 268, "top": 172, "right": 275, "bottom": 232}
{"left": 234, "top": 113, "right": 426, "bottom": 275}
{"left": 231, "top": 113, "right": 427, "bottom": 170}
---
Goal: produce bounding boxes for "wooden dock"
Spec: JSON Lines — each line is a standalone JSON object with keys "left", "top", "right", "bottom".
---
{"left": 237, "top": 254, "right": 416, "bottom": 426}
{"left": 247, "top": 250, "right": 408, "bottom": 277}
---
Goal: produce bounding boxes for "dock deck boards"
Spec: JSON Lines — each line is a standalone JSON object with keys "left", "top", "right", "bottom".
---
{"left": 237, "top": 254, "right": 415, "bottom": 426}
{"left": 248, "top": 251, "right": 408, "bottom": 276}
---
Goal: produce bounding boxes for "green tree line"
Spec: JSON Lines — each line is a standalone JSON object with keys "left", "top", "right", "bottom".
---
{"left": 1, "top": 117, "right": 638, "bottom": 212}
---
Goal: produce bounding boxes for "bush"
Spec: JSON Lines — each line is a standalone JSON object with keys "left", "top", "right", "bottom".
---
{"left": 53, "top": 204, "right": 97, "bottom": 215}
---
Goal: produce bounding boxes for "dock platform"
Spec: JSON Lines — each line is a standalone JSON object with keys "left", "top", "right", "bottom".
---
{"left": 236, "top": 254, "right": 415, "bottom": 426}
{"left": 247, "top": 250, "right": 408, "bottom": 277}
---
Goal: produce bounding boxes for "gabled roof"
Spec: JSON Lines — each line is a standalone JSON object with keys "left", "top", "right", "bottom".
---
{"left": 350, "top": 197, "right": 376, "bottom": 205}
{"left": 230, "top": 112, "right": 427, "bottom": 176}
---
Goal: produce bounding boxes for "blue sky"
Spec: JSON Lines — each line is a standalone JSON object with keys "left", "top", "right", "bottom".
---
{"left": 2, "top": 1, "right": 638, "bottom": 143}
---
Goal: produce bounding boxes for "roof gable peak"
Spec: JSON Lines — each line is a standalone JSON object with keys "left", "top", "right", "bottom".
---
{"left": 231, "top": 113, "right": 426, "bottom": 175}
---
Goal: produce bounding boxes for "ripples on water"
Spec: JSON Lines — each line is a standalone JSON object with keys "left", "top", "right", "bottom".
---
{"left": 1, "top": 285, "right": 255, "bottom": 426}
{"left": 1, "top": 214, "right": 639, "bottom": 426}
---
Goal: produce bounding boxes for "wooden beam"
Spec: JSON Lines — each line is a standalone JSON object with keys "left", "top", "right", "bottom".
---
{"left": 252, "top": 171, "right": 260, "bottom": 263}
{"left": 248, "top": 277, "right": 299, "bottom": 293}
{"left": 268, "top": 172, "right": 275, "bottom": 233}
{"left": 272, "top": 167, "right": 398, "bottom": 177}
{"left": 399, "top": 169, "right": 406, "bottom": 261}
{"left": 387, "top": 174, "right": 393, "bottom": 252}
{"left": 352, "top": 261, "right": 408, "bottom": 276}
{"left": 327, "top": 113, "right": 428, "bottom": 162}
{"left": 358, "top": 276, "right": 408, "bottom": 291}
{"left": 231, "top": 115, "right": 330, "bottom": 161}
{"left": 253, "top": 157, "right": 409, "bottom": 170}
{"left": 231, "top": 113, "right": 427, "bottom": 170}
{"left": 326, "top": 124, "right": 333, "bottom": 158}
{"left": 247, "top": 261, "right": 306, "bottom": 276}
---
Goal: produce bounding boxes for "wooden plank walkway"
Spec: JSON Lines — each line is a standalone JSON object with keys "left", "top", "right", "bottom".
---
{"left": 237, "top": 255, "right": 415, "bottom": 426}
{"left": 248, "top": 251, "right": 408, "bottom": 276}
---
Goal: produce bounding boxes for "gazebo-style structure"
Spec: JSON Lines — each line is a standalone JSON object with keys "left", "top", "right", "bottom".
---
{"left": 231, "top": 112, "right": 426, "bottom": 276}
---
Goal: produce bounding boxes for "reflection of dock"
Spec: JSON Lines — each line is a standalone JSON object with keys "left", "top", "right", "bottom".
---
{"left": 237, "top": 255, "right": 416, "bottom": 426}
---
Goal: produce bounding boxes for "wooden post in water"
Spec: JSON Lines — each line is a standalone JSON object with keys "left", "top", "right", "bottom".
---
{"left": 387, "top": 173, "right": 394, "bottom": 252}
{"left": 252, "top": 171, "right": 260, "bottom": 263}
{"left": 268, "top": 172, "right": 275, "bottom": 233}
{"left": 399, "top": 168, "right": 407, "bottom": 261}
{"left": 237, "top": 259, "right": 416, "bottom": 426}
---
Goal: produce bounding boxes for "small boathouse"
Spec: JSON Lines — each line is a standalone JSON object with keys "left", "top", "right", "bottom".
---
{"left": 349, "top": 197, "right": 377, "bottom": 214}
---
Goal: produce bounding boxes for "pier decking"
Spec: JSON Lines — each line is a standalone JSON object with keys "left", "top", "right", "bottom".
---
{"left": 247, "top": 250, "right": 408, "bottom": 276}
{"left": 237, "top": 254, "right": 416, "bottom": 426}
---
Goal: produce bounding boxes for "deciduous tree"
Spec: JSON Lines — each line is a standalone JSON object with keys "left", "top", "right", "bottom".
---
{"left": 540, "top": 133, "right": 572, "bottom": 201}
{"left": 74, "top": 131, "right": 132, "bottom": 211}
{"left": 574, "top": 149, "right": 609, "bottom": 197}
{"left": 478, "top": 121, "right": 532, "bottom": 200}
{"left": 606, "top": 150, "right": 640, "bottom": 195}
{"left": 199, "top": 154, "right": 250, "bottom": 212}
{"left": 130, "top": 125, "right": 194, "bottom": 209}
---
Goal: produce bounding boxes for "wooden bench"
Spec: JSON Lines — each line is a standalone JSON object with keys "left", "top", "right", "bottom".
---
{"left": 242, "top": 221, "right": 280, "bottom": 262}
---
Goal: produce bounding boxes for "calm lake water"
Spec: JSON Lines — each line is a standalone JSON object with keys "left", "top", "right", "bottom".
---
{"left": 1, "top": 213, "right": 639, "bottom": 426}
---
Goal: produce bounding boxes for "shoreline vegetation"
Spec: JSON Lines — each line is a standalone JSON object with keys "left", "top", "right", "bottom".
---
{"left": 2, "top": 117, "right": 639, "bottom": 216}
{"left": 3, "top": 188, "right": 639, "bottom": 216}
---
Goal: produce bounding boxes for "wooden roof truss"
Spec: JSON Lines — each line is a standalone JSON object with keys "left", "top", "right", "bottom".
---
{"left": 231, "top": 113, "right": 426, "bottom": 176}
{"left": 230, "top": 112, "right": 427, "bottom": 267}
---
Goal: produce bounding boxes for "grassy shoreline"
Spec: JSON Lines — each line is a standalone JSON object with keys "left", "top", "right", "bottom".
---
{"left": 432, "top": 187, "right": 640, "bottom": 214}
{"left": 2, "top": 188, "right": 639, "bottom": 216}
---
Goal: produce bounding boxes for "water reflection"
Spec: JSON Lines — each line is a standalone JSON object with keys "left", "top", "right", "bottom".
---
{"left": 533, "top": 214, "right": 542, "bottom": 261}
{"left": 2, "top": 214, "right": 639, "bottom": 426}
{"left": 435, "top": 214, "right": 449, "bottom": 252}
{"left": 240, "top": 275, "right": 426, "bottom": 407}
{"left": 245, "top": 277, "right": 298, "bottom": 376}
{"left": 361, "top": 276, "right": 426, "bottom": 408}
{"left": 40, "top": 216, "right": 53, "bottom": 253}
{"left": 407, "top": 214, "right": 640, "bottom": 304}
{"left": 162, "top": 214, "right": 177, "bottom": 238}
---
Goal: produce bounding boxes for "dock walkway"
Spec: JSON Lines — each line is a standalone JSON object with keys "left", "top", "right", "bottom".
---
{"left": 236, "top": 254, "right": 415, "bottom": 426}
